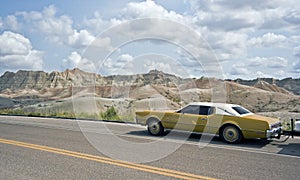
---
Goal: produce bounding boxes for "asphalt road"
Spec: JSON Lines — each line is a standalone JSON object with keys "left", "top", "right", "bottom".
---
{"left": 0, "top": 115, "right": 299, "bottom": 180}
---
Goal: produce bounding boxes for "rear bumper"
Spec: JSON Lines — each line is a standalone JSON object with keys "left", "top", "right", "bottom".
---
{"left": 266, "top": 127, "right": 282, "bottom": 139}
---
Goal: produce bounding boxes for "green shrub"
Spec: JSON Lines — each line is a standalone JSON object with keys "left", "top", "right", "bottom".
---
{"left": 100, "top": 106, "right": 120, "bottom": 120}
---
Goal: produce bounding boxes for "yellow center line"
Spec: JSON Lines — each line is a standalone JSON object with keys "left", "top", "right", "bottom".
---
{"left": 0, "top": 138, "right": 219, "bottom": 180}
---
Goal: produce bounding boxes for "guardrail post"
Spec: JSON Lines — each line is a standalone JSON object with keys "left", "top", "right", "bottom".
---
{"left": 291, "top": 119, "right": 294, "bottom": 138}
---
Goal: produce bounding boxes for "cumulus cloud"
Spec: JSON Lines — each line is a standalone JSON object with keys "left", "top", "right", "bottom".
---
{"left": 248, "top": 32, "right": 287, "bottom": 47}
{"left": 0, "top": 15, "right": 20, "bottom": 31}
{"left": 0, "top": 31, "right": 43, "bottom": 72}
{"left": 293, "top": 60, "right": 300, "bottom": 71}
{"left": 24, "top": 5, "right": 73, "bottom": 36}
{"left": 191, "top": 0, "right": 263, "bottom": 32}
{"left": 230, "top": 64, "right": 251, "bottom": 76}
{"left": 0, "top": 31, "right": 32, "bottom": 55}
{"left": 283, "top": 10, "right": 300, "bottom": 25}
{"left": 230, "top": 63, "right": 276, "bottom": 79}
{"left": 101, "top": 53, "right": 190, "bottom": 77}
{"left": 63, "top": 51, "right": 96, "bottom": 72}
{"left": 83, "top": 12, "right": 123, "bottom": 35}
{"left": 248, "top": 56, "right": 288, "bottom": 68}
{"left": 208, "top": 31, "right": 248, "bottom": 61}
{"left": 294, "top": 46, "right": 300, "bottom": 58}
{"left": 118, "top": 54, "right": 133, "bottom": 63}
{"left": 143, "top": 60, "right": 173, "bottom": 74}
{"left": 102, "top": 54, "right": 134, "bottom": 75}
{"left": 122, "top": 0, "right": 186, "bottom": 23}
{"left": 230, "top": 56, "right": 290, "bottom": 79}
{"left": 4, "top": 15, "right": 20, "bottom": 31}
{"left": 17, "top": 5, "right": 96, "bottom": 49}
{"left": 1, "top": 1, "right": 299, "bottom": 79}
{"left": 67, "top": 29, "right": 95, "bottom": 48}
{"left": 191, "top": 0, "right": 300, "bottom": 31}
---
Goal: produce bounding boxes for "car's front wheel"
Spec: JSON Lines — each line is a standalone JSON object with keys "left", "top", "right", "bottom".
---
{"left": 220, "top": 125, "right": 243, "bottom": 144}
{"left": 147, "top": 118, "right": 164, "bottom": 136}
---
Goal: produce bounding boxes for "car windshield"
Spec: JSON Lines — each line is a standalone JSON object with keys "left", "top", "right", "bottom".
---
{"left": 232, "top": 106, "right": 251, "bottom": 115}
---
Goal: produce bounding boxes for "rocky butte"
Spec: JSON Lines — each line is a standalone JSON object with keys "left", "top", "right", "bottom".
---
{"left": 0, "top": 68, "right": 299, "bottom": 113}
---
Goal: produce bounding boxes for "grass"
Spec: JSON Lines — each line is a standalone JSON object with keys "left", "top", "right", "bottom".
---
{"left": 0, "top": 107, "right": 135, "bottom": 123}
{"left": 0, "top": 108, "right": 76, "bottom": 118}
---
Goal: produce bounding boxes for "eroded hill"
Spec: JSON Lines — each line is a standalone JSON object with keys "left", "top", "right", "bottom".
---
{"left": 0, "top": 68, "right": 299, "bottom": 114}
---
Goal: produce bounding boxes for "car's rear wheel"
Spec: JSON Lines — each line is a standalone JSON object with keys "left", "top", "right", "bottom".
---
{"left": 220, "top": 125, "right": 243, "bottom": 143}
{"left": 147, "top": 118, "right": 164, "bottom": 136}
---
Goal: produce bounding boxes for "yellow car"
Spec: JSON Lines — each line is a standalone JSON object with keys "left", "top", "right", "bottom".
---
{"left": 135, "top": 102, "right": 282, "bottom": 143}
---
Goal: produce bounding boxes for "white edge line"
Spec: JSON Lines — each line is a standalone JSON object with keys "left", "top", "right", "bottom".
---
{"left": 0, "top": 116, "right": 299, "bottom": 159}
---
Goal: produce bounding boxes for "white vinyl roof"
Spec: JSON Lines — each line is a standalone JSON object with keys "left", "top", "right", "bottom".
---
{"left": 184, "top": 102, "right": 253, "bottom": 116}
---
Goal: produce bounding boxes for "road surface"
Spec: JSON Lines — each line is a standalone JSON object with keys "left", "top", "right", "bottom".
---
{"left": 0, "top": 115, "right": 299, "bottom": 179}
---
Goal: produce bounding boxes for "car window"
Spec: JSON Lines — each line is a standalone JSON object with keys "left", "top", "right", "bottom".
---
{"left": 232, "top": 106, "right": 251, "bottom": 115}
{"left": 217, "top": 107, "right": 235, "bottom": 116}
{"left": 178, "top": 105, "right": 214, "bottom": 115}
{"left": 199, "top": 106, "right": 214, "bottom": 115}
{"left": 180, "top": 105, "right": 200, "bottom": 115}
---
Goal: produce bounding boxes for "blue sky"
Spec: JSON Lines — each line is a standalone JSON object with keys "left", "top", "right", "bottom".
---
{"left": 0, "top": 0, "right": 300, "bottom": 79}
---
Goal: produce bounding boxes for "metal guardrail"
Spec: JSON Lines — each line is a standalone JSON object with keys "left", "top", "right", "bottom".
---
{"left": 284, "top": 119, "right": 299, "bottom": 138}
{"left": 275, "top": 118, "right": 299, "bottom": 142}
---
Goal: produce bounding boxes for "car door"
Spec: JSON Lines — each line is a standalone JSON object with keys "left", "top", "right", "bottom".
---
{"left": 194, "top": 106, "right": 215, "bottom": 133}
{"left": 169, "top": 105, "right": 201, "bottom": 131}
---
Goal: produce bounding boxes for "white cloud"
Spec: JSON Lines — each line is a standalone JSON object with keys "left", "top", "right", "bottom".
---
{"left": 83, "top": 12, "right": 123, "bottom": 35}
{"left": 91, "top": 39, "right": 114, "bottom": 57}
{"left": 0, "top": 31, "right": 32, "bottom": 55}
{"left": 118, "top": 54, "right": 133, "bottom": 63}
{"left": 143, "top": 61, "right": 173, "bottom": 74}
{"left": 190, "top": 0, "right": 300, "bottom": 31}
{"left": 122, "top": 0, "right": 186, "bottom": 23}
{"left": 283, "top": 10, "right": 300, "bottom": 25}
{"left": 248, "top": 56, "right": 288, "bottom": 68}
{"left": 67, "top": 29, "right": 95, "bottom": 48}
{"left": 230, "top": 63, "right": 277, "bottom": 79}
{"left": 0, "top": 50, "right": 43, "bottom": 69}
{"left": 5, "top": 15, "right": 20, "bottom": 31}
{"left": 230, "top": 64, "right": 250, "bottom": 76}
{"left": 18, "top": 5, "right": 72, "bottom": 42}
{"left": 64, "top": 51, "right": 95, "bottom": 72}
{"left": 191, "top": 0, "right": 264, "bottom": 32}
{"left": 30, "top": 5, "right": 73, "bottom": 36}
{"left": 18, "top": 5, "right": 96, "bottom": 49}
{"left": 0, "top": 31, "right": 43, "bottom": 71}
{"left": 208, "top": 31, "right": 248, "bottom": 61}
{"left": 294, "top": 46, "right": 300, "bottom": 58}
{"left": 229, "top": 55, "right": 291, "bottom": 79}
{"left": 101, "top": 54, "right": 134, "bottom": 75}
{"left": 293, "top": 60, "right": 300, "bottom": 71}
{"left": 275, "top": 70, "right": 288, "bottom": 77}
{"left": 248, "top": 33, "right": 287, "bottom": 47}
{"left": 1, "top": 1, "right": 299, "bottom": 79}
{"left": 255, "top": 71, "right": 271, "bottom": 78}
{"left": 268, "top": 57, "right": 288, "bottom": 68}
{"left": 0, "top": 18, "right": 2, "bottom": 28}
{"left": 0, "top": 15, "right": 20, "bottom": 31}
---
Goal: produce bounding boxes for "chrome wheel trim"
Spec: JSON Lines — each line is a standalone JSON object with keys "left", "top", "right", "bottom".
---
{"left": 148, "top": 121, "right": 161, "bottom": 135}
{"left": 223, "top": 126, "right": 239, "bottom": 143}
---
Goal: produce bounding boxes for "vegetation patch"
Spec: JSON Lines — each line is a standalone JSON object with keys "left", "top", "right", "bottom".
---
{"left": 0, "top": 106, "right": 135, "bottom": 123}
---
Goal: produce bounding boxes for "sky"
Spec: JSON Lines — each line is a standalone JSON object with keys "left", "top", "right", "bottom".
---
{"left": 0, "top": 0, "right": 300, "bottom": 79}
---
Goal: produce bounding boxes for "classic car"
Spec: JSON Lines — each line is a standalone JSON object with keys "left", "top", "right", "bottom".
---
{"left": 135, "top": 102, "right": 282, "bottom": 143}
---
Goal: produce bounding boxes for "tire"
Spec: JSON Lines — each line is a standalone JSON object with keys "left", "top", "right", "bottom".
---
{"left": 147, "top": 118, "right": 164, "bottom": 136}
{"left": 220, "top": 125, "right": 243, "bottom": 144}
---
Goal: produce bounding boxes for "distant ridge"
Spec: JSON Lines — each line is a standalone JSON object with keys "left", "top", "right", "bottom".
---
{"left": 0, "top": 68, "right": 299, "bottom": 112}
{"left": 229, "top": 78, "right": 300, "bottom": 95}
{"left": 1, "top": 68, "right": 299, "bottom": 95}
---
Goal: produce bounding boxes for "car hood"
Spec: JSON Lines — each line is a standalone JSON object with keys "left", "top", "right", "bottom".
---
{"left": 243, "top": 114, "right": 279, "bottom": 124}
